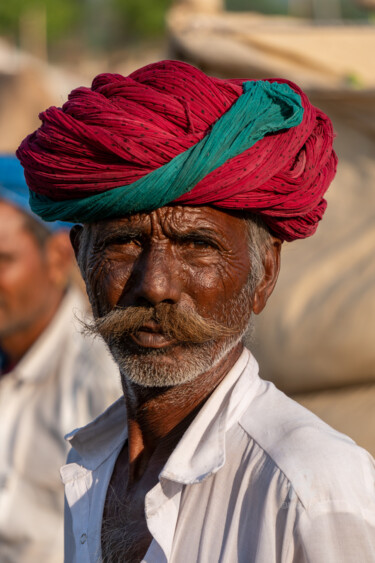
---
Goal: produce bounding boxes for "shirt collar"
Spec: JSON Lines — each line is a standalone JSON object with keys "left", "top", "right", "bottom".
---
{"left": 160, "top": 348, "right": 258, "bottom": 484}
{"left": 68, "top": 348, "right": 260, "bottom": 482}
{"left": 66, "top": 396, "right": 128, "bottom": 470}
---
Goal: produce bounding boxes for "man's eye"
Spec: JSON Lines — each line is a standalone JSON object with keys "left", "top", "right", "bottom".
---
{"left": 183, "top": 238, "right": 217, "bottom": 250}
{"left": 192, "top": 240, "right": 211, "bottom": 248}
{"left": 106, "top": 237, "right": 141, "bottom": 248}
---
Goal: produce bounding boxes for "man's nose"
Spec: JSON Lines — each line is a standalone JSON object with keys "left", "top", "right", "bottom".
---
{"left": 130, "top": 245, "right": 182, "bottom": 306}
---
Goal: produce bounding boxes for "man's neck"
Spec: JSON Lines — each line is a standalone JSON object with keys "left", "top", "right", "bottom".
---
{"left": 122, "top": 342, "right": 244, "bottom": 484}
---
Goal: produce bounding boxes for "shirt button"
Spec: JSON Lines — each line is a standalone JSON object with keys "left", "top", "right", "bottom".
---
{"left": 80, "top": 533, "right": 87, "bottom": 544}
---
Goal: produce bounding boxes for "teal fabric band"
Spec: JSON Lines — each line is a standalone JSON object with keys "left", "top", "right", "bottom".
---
{"left": 29, "top": 81, "right": 304, "bottom": 223}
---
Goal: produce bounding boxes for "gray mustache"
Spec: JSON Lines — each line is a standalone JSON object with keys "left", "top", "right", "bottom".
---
{"left": 83, "top": 304, "right": 237, "bottom": 344}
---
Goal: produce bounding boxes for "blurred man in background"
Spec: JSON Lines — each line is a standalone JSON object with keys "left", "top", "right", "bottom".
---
{"left": 0, "top": 155, "right": 121, "bottom": 563}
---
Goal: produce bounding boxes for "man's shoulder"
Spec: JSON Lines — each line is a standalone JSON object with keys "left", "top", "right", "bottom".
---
{"left": 238, "top": 376, "right": 375, "bottom": 508}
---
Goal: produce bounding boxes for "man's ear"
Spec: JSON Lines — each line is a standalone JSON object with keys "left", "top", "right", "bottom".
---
{"left": 69, "top": 224, "right": 83, "bottom": 261}
{"left": 252, "top": 237, "right": 282, "bottom": 315}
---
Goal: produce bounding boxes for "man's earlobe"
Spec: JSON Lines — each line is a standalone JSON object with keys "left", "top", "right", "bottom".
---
{"left": 252, "top": 238, "right": 282, "bottom": 315}
{"left": 69, "top": 224, "right": 83, "bottom": 260}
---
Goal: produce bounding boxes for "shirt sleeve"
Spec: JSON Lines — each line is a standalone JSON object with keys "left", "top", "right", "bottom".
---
{"left": 293, "top": 502, "right": 375, "bottom": 562}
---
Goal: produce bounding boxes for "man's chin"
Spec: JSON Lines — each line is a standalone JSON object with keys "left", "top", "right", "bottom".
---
{"left": 110, "top": 342, "right": 208, "bottom": 388}
{"left": 108, "top": 335, "right": 242, "bottom": 388}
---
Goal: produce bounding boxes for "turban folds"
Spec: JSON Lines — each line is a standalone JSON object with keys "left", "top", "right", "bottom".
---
{"left": 16, "top": 60, "right": 337, "bottom": 241}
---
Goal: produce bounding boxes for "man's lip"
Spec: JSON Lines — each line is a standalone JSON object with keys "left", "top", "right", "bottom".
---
{"left": 138, "top": 322, "right": 162, "bottom": 333}
{"left": 130, "top": 328, "right": 174, "bottom": 349}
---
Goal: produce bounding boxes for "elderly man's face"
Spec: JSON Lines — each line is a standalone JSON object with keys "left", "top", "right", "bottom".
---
{"left": 75, "top": 206, "right": 274, "bottom": 387}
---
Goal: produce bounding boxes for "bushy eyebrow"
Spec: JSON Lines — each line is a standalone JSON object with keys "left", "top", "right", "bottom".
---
{"left": 95, "top": 223, "right": 226, "bottom": 249}
{"left": 169, "top": 228, "right": 222, "bottom": 243}
{"left": 95, "top": 225, "right": 144, "bottom": 244}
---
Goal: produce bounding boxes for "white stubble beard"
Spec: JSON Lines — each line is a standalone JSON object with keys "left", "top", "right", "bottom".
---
{"left": 106, "top": 282, "right": 255, "bottom": 388}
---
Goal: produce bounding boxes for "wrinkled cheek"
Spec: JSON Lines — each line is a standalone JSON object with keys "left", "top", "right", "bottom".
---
{"left": 184, "top": 265, "right": 219, "bottom": 295}
{"left": 89, "top": 260, "right": 131, "bottom": 316}
{"left": 186, "top": 271, "right": 235, "bottom": 318}
{"left": 201, "top": 281, "right": 252, "bottom": 333}
{"left": 84, "top": 258, "right": 111, "bottom": 316}
{"left": 222, "top": 289, "right": 253, "bottom": 332}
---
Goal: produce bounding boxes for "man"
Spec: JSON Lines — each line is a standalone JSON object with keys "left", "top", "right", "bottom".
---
{"left": 17, "top": 61, "right": 375, "bottom": 562}
{"left": 0, "top": 155, "right": 121, "bottom": 563}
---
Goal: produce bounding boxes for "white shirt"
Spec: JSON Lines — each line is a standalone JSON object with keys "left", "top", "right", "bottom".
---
{"left": 62, "top": 348, "right": 375, "bottom": 563}
{"left": 0, "top": 287, "right": 122, "bottom": 563}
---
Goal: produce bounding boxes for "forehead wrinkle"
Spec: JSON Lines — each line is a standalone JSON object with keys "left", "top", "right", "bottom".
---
{"left": 166, "top": 210, "right": 249, "bottom": 253}
{"left": 153, "top": 206, "right": 228, "bottom": 236}
{"left": 92, "top": 206, "right": 248, "bottom": 247}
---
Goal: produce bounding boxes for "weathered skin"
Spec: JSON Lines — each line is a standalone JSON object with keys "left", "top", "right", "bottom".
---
{"left": 71, "top": 205, "right": 281, "bottom": 561}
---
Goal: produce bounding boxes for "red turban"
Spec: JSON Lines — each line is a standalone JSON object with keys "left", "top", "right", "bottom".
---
{"left": 16, "top": 60, "right": 337, "bottom": 241}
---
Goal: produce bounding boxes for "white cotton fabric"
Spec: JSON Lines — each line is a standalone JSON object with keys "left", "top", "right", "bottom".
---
{"left": 62, "top": 348, "right": 375, "bottom": 563}
{"left": 0, "top": 287, "right": 121, "bottom": 563}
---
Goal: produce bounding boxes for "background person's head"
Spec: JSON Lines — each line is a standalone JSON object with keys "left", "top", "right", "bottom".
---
{"left": 0, "top": 155, "right": 74, "bottom": 368}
